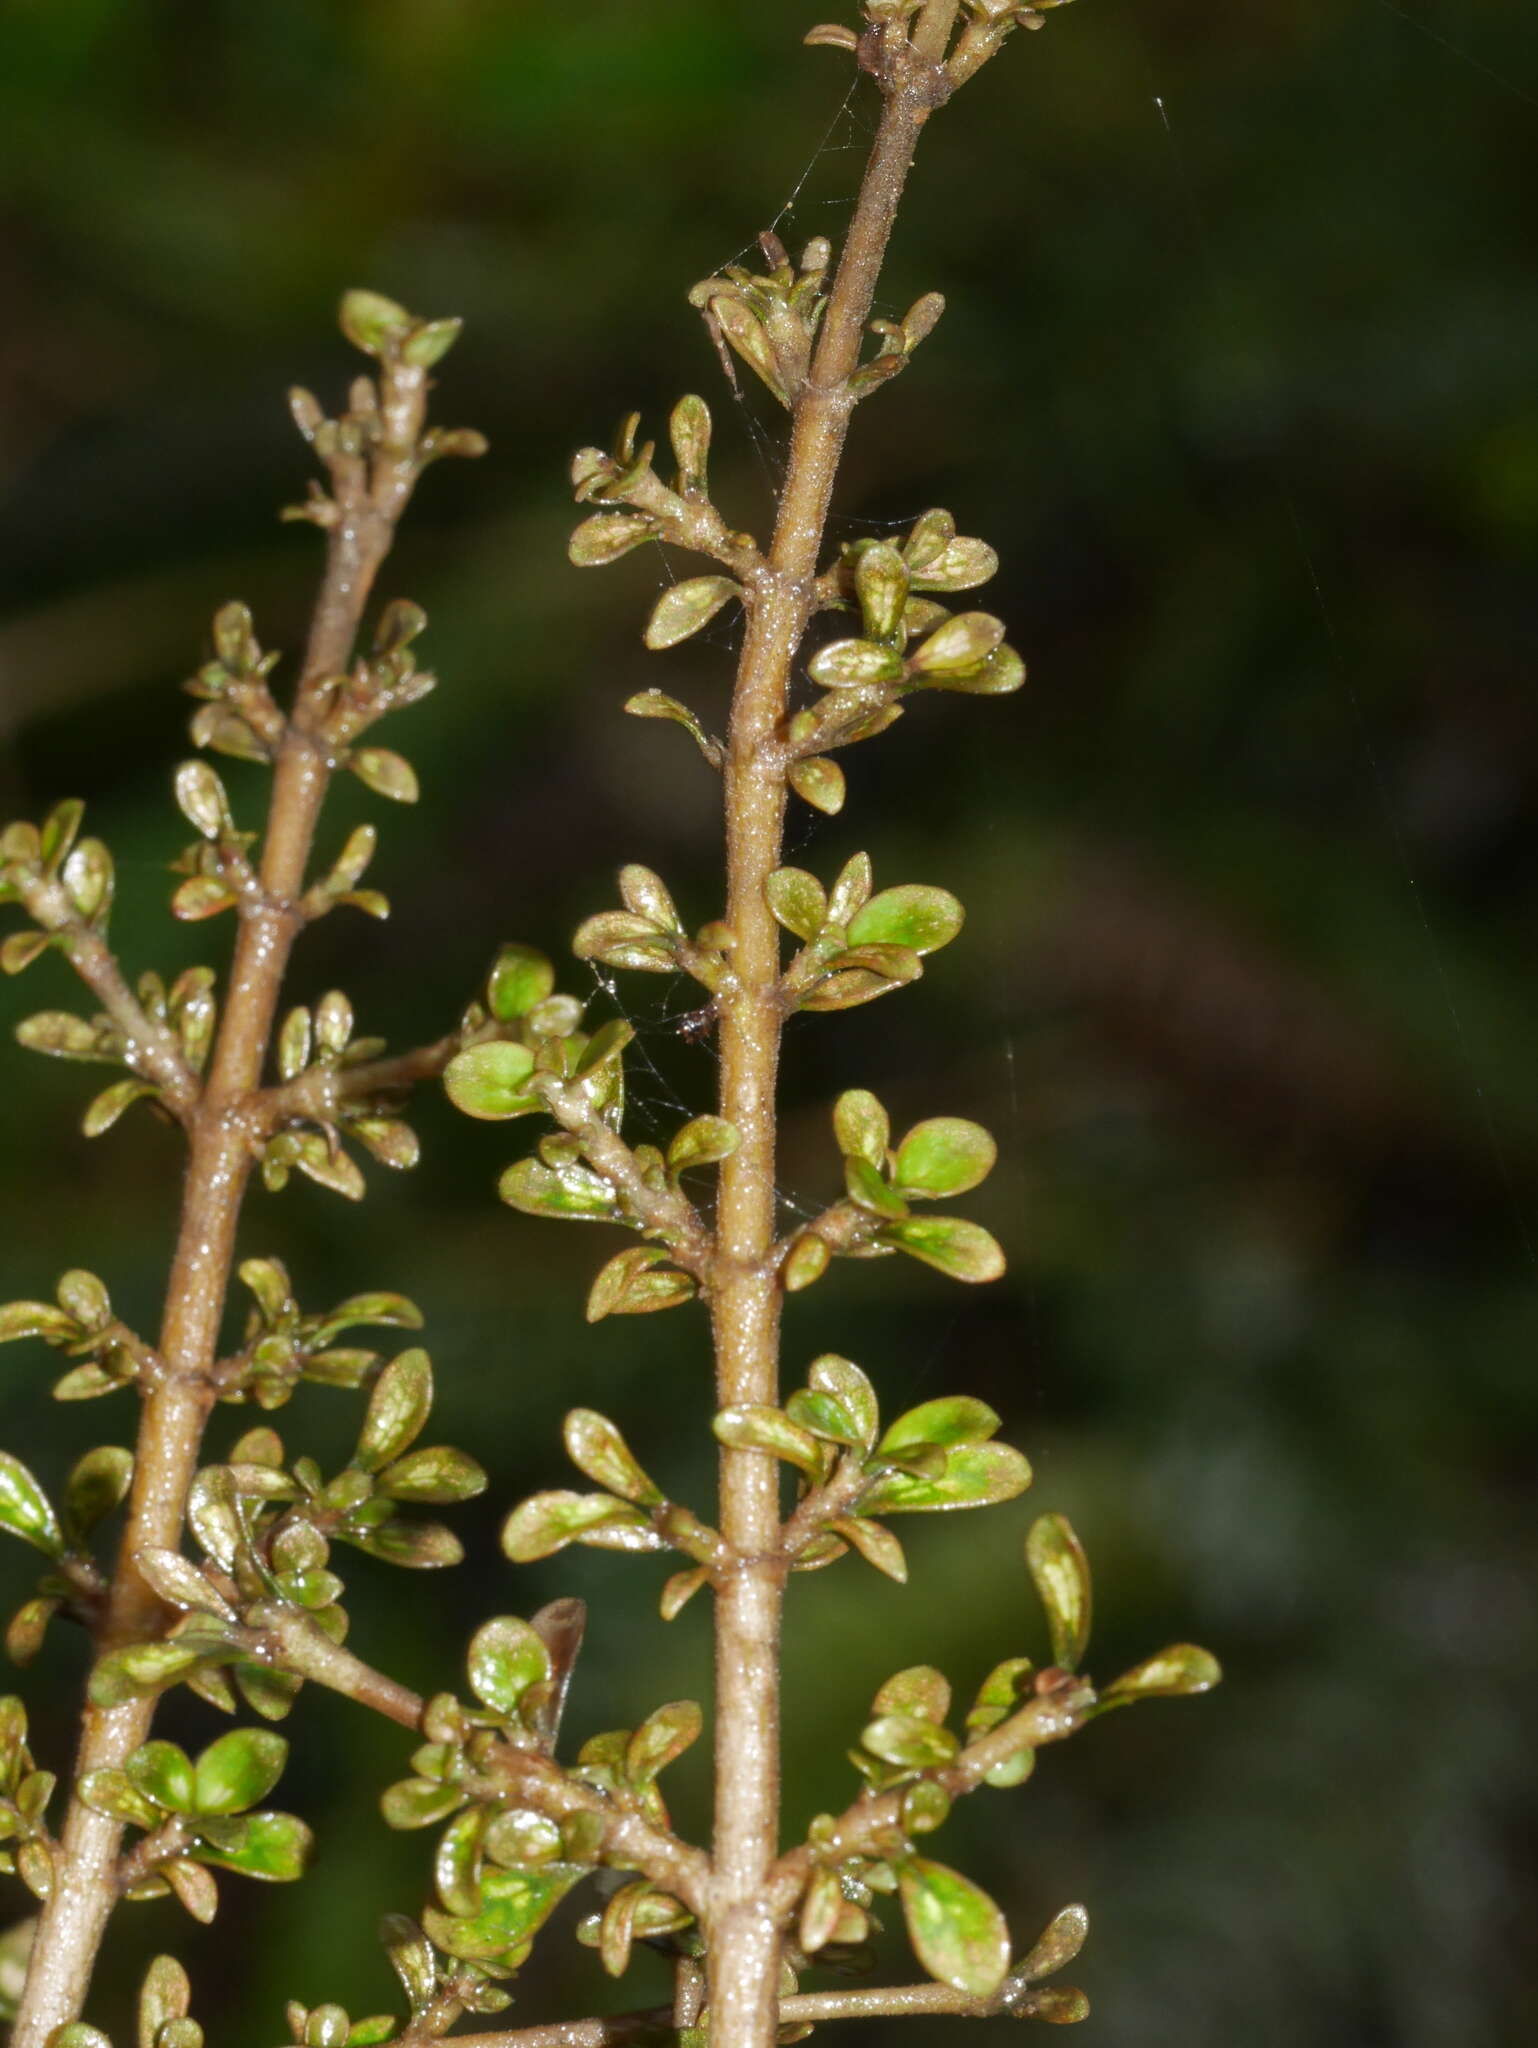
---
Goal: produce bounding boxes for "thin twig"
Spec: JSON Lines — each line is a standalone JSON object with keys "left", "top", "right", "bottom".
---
{"left": 11, "top": 349, "right": 436, "bottom": 2048}
{"left": 251, "top": 1609, "right": 712, "bottom": 1916}
{"left": 704, "top": 22, "right": 962, "bottom": 2048}
{"left": 767, "top": 1679, "right": 1095, "bottom": 1918}
{"left": 441, "top": 2020, "right": 668, "bottom": 2048}
{"left": 14, "top": 876, "right": 198, "bottom": 1118}
{"left": 427, "top": 1974, "right": 1037, "bottom": 2048}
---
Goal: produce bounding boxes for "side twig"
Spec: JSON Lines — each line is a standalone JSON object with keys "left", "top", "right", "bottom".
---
{"left": 10, "top": 341, "right": 436, "bottom": 2048}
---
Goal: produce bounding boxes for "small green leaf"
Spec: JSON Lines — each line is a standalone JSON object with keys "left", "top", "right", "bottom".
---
{"left": 378, "top": 1445, "right": 487, "bottom": 1504}
{"left": 617, "top": 864, "right": 682, "bottom": 931}
{"left": 879, "top": 1397, "right": 1000, "bottom": 1455}
{"left": 339, "top": 289, "right": 413, "bottom": 355}
{"left": 801, "top": 943, "right": 922, "bottom": 1011}
{"left": 62, "top": 1445, "right": 134, "bottom": 1545}
{"left": 902, "top": 1779, "right": 953, "bottom": 1836}
{"left": 351, "top": 748, "right": 419, "bottom": 804}
{"left": 897, "top": 1856, "right": 1011, "bottom": 1999}
{"left": 563, "top": 1410, "right": 662, "bottom": 1505}
{"left": 966, "top": 1658, "right": 1035, "bottom": 1739}
{"left": 826, "top": 852, "right": 874, "bottom": 925}
{"left": 808, "top": 639, "right": 903, "bottom": 689}
{"left": 788, "top": 757, "right": 846, "bottom": 814}
{"left": 380, "top": 1777, "right": 465, "bottom": 1830}
{"left": 863, "top": 1713, "right": 957, "bottom": 1771}
{"left": 659, "top": 1566, "right": 710, "bottom": 1620}
{"left": 669, "top": 393, "right": 713, "bottom": 487}
{"left": 482, "top": 1807, "right": 563, "bottom": 1870}
{"left": 90, "top": 1622, "right": 239, "bottom": 1703}
{"left": 908, "top": 611, "right": 1005, "bottom": 675}
{"left": 833, "top": 1088, "right": 889, "bottom": 1170}
{"left": 488, "top": 945, "right": 556, "bottom": 1022}
{"left": 623, "top": 689, "right": 714, "bottom": 757}
{"left": 644, "top": 576, "right": 740, "bottom": 651}
{"left": 382, "top": 1912, "right": 439, "bottom": 2011}
{"left": 138, "top": 1954, "right": 192, "bottom": 2048}
{"left": 847, "top": 885, "right": 963, "bottom": 957}
{"left": 845, "top": 1155, "right": 907, "bottom": 1220}
{"left": 127, "top": 1741, "right": 196, "bottom": 1814}
{"left": 16, "top": 1012, "right": 104, "bottom": 1060}
{"left": 501, "top": 1490, "right": 659, "bottom": 1564}
{"left": 862, "top": 1442, "right": 1031, "bottom": 1515}
{"left": 1026, "top": 1515, "right": 1092, "bottom": 1673}
{"left": 0, "top": 1453, "right": 62, "bottom": 1556}
{"left": 194, "top": 1809, "right": 312, "bottom": 1881}
{"left": 586, "top": 1246, "right": 695, "bottom": 1321}
{"left": 134, "top": 1550, "right": 235, "bottom": 1623}
{"left": 498, "top": 1157, "right": 619, "bottom": 1221}
{"left": 1018, "top": 1902, "right": 1090, "bottom": 1984}
{"left": 83, "top": 1078, "right": 158, "bottom": 1137}
{"left": 830, "top": 1515, "right": 907, "bottom": 1582}
{"left": 193, "top": 1729, "right": 288, "bottom": 1816}
{"left": 7, "top": 1594, "right": 61, "bottom": 1664}
{"left": 766, "top": 867, "right": 827, "bottom": 941}
{"left": 785, "top": 1390, "right": 865, "bottom": 1446}
{"left": 1098, "top": 1643, "right": 1221, "bottom": 1709}
{"left": 443, "top": 1041, "right": 539, "bottom": 1120}
{"left": 808, "top": 1355, "right": 879, "bottom": 1449}
{"left": 404, "top": 316, "right": 463, "bottom": 367}
{"left": 853, "top": 542, "right": 911, "bottom": 641}
{"left": 423, "top": 1863, "right": 581, "bottom": 1968}
{"left": 173, "top": 760, "right": 231, "bottom": 839}
{"left": 598, "top": 1878, "right": 649, "bottom": 1977}
{"left": 712, "top": 1405, "right": 823, "bottom": 1474}
{"left": 625, "top": 1700, "right": 702, "bottom": 1786}
{"left": 781, "top": 1231, "right": 831, "bottom": 1292}
{"left": 468, "top": 1616, "right": 553, "bottom": 1718}
{"left": 80, "top": 1767, "right": 162, "bottom": 1829}
{"left": 704, "top": 293, "right": 787, "bottom": 404}
{"left": 872, "top": 1665, "right": 951, "bottom": 1723}
{"left": 570, "top": 512, "right": 660, "bottom": 566}
{"left": 0, "top": 1301, "right": 78, "bottom": 1344}
{"left": 892, "top": 1118, "right": 996, "bottom": 1198}
{"left": 878, "top": 1216, "right": 1005, "bottom": 1283}
{"left": 432, "top": 1804, "right": 487, "bottom": 1915}
{"left": 1011, "top": 1984, "right": 1090, "bottom": 2023}
{"left": 667, "top": 1116, "right": 739, "bottom": 1175}
{"left": 574, "top": 1017, "right": 636, "bottom": 1074}
{"left": 355, "top": 1349, "right": 433, "bottom": 1471}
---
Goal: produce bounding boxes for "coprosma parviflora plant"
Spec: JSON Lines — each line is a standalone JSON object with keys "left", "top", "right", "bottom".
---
{"left": 0, "top": 6, "right": 1219, "bottom": 2048}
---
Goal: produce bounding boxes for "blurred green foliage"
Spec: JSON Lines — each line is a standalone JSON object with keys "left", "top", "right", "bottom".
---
{"left": 1, "top": 1, "right": 1536, "bottom": 2043}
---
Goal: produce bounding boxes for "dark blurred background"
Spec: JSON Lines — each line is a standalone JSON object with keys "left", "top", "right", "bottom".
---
{"left": 2, "top": 1, "right": 1536, "bottom": 2042}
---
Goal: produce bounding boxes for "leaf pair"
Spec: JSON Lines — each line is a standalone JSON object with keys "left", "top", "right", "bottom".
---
{"left": 772, "top": 852, "right": 963, "bottom": 1014}
{"left": 1026, "top": 1512, "right": 1222, "bottom": 1709}
{"left": 0, "top": 1440, "right": 133, "bottom": 1665}
{"left": 82, "top": 1728, "right": 310, "bottom": 1917}
{"left": 502, "top": 1410, "right": 723, "bottom": 1613}
{"left": 0, "top": 1267, "right": 147, "bottom": 1402}
{"left": 219, "top": 1257, "right": 424, "bottom": 1411}
{"left": 785, "top": 1088, "right": 1006, "bottom": 1287}
{"left": 572, "top": 863, "right": 732, "bottom": 997}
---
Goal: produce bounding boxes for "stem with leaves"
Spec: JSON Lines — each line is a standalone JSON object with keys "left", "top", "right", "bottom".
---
{"left": 2, "top": 295, "right": 480, "bottom": 2047}
{"left": 0, "top": 12, "right": 1223, "bottom": 2048}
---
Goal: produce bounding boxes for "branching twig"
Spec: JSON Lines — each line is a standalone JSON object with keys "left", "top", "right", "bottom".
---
{"left": 705, "top": 22, "right": 967, "bottom": 2045}
{"left": 248, "top": 1607, "right": 712, "bottom": 1915}
{"left": 13, "top": 874, "right": 198, "bottom": 1118}
{"left": 10, "top": 337, "right": 439, "bottom": 2048}
{"left": 767, "top": 1679, "right": 1095, "bottom": 1919}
